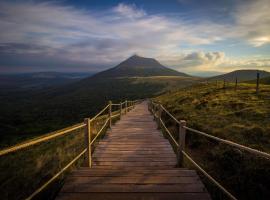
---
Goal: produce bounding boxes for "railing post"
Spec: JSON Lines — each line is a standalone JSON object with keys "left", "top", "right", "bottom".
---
{"left": 120, "top": 102, "right": 122, "bottom": 119}
{"left": 84, "top": 118, "right": 92, "bottom": 168}
{"left": 256, "top": 70, "right": 260, "bottom": 95}
{"left": 177, "top": 120, "right": 186, "bottom": 167}
{"left": 125, "top": 100, "right": 127, "bottom": 114}
{"left": 158, "top": 104, "right": 162, "bottom": 128}
{"left": 109, "top": 101, "right": 112, "bottom": 128}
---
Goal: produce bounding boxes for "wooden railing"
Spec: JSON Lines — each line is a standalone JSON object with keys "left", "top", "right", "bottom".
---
{"left": 148, "top": 100, "right": 270, "bottom": 200}
{"left": 0, "top": 99, "right": 139, "bottom": 200}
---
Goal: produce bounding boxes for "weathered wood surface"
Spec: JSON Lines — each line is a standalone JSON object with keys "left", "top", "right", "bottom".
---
{"left": 56, "top": 101, "right": 211, "bottom": 200}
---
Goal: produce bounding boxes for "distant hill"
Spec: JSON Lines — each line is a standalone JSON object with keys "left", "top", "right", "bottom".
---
{"left": 0, "top": 72, "right": 94, "bottom": 90}
{"left": 93, "top": 55, "right": 190, "bottom": 78}
{"left": 0, "top": 55, "right": 200, "bottom": 146}
{"left": 208, "top": 70, "right": 270, "bottom": 82}
{"left": 246, "top": 76, "right": 270, "bottom": 85}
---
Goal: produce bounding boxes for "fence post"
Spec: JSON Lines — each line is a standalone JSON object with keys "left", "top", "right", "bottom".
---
{"left": 158, "top": 104, "right": 162, "bottom": 128}
{"left": 256, "top": 71, "right": 260, "bottom": 95}
{"left": 235, "top": 77, "right": 238, "bottom": 90}
{"left": 109, "top": 101, "right": 112, "bottom": 128}
{"left": 84, "top": 118, "right": 91, "bottom": 168}
{"left": 125, "top": 100, "right": 127, "bottom": 114}
{"left": 120, "top": 102, "right": 122, "bottom": 119}
{"left": 177, "top": 120, "right": 186, "bottom": 167}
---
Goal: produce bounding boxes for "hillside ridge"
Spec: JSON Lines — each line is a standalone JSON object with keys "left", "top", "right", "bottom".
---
{"left": 208, "top": 69, "right": 270, "bottom": 82}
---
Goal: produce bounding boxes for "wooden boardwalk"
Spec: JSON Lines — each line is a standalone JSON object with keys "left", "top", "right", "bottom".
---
{"left": 56, "top": 101, "right": 211, "bottom": 200}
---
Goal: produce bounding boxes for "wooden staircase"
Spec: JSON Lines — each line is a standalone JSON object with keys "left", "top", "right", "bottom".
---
{"left": 56, "top": 101, "right": 211, "bottom": 200}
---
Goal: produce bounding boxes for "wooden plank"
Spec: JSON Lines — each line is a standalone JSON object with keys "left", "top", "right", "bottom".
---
{"left": 93, "top": 151, "right": 175, "bottom": 155}
{"left": 92, "top": 157, "right": 176, "bottom": 162}
{"left": 92, "top": 153, "right": 176, "bottom": 157}
{"left": 99, "top": 141, "right": 166, "bottom": 144}
{"left": 91, "top": 166, "right": 177, "bottom": 169}
{"left": 61, "top": 183, "right": 206, "bottom": 193}
{"left": 56, "top": 101, "right": 211, "bottom": 200}
{"left": 65, "top": 176, "right": 200, "bottom": 184}
{"left": 78, "top": 168, "right": 189, "bottom": 171}
{"left": 56, "top": 193, "right": 211, "bottom": 200}
{"left": 70, "top": 170, "right": 197, "bottom": 177}
{"left": 95, "top": 147, "right": 173, "bottom": 151}
{"left": 92, "top": 162, "right": 176, "bottom": 167}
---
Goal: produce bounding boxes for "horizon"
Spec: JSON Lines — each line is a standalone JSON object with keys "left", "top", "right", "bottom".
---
{"left": 0, "top": 0, "right": 269, "bottom": 75}
{"left": 1, "top": 54, "right": 269, "bottom": 77}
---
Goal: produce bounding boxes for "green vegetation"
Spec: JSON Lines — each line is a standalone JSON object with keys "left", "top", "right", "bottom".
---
{"left": 0, "top": 76, "right": 199, "bottom": 148}
{"left": 154, "top": 82, "right": 270, "bottom": 200}
{"left": 208, "top": 69, "right": 270, "bottom": 82}
{"left": 246, "top": 76, "right": 270, "bottom": 85}
{"left": 128, "top": 76, "right": 201, "bottom": 93}
{"left": 0, "top": 109, "right": 121, "bottom": 200}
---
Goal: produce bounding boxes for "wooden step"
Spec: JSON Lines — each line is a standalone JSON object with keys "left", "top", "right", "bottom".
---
{"left": 56, "top": 101, "right": 211, "bottom": 200}
{"left": 57, "top": 193, "right": 211, "bottom": 200}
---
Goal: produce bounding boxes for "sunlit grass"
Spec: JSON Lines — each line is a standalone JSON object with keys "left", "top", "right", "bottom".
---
{"left": 154, "top": 82, "right": 270, "bottom": 200}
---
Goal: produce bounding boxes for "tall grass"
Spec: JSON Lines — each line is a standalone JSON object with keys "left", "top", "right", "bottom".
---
{"left": 154, "top": 82, "right": 270, "bottom": 200}
{"left": 0, "top": 108, "right": 122, "bottom": 200}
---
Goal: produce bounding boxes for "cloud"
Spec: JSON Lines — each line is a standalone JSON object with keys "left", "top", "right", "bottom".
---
{"left": 0, "top": 0, "right": 269, "bottom": 73}
{"left": 162, "top": 51, "right": 226, "bottom": 71}
{"left": 113, "top": 3, "right": 146, "bottom": 18}
{"left": 0, "top": 1, "right": 228, "bottom": 72}
{"left": 233, "top": 0, "right": 270, "bottom": 46}
{"left": 161, "top": 51, "right": 270, "bottom": 73}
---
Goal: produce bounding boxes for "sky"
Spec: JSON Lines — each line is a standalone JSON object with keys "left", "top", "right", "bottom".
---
{"left": 0, "top": 0, "right": 269, "bottom": 76}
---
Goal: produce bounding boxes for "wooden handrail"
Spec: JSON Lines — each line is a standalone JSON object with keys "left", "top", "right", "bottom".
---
{"left": 148, "top": 100, "right": 270, "bottom": 200}
{"left": 90, "top": 118, "right": 110, "bottom": 146}
{"left": 111, "top": 103, "right": 121, "bottom": 106}
{"left": 160, "top": 119, "right": 179, "bottom": 147}
{"left": 90, "top": 104, "right": 110, "bottom": 122}
{"left": 25, "top": 148, "right": 87, "bottom": 200}
{"left": 0, "top": 99, "right": 138, "bottom": 200}
{"left": 184, "top": 126, "right": 270, "bottom": 159}
{"left": 149, "top": 100, "right": 270, "bottom": 159}
{"left": 182, "top": 151, "right": 237, "bottom": 200}
{"left": 0, "top": 123, "right": 85, "bottom": 156}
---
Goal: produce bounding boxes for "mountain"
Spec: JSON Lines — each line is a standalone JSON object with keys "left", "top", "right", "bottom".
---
{"left": 0, "top": 72, "right": 94, "bottom": 91}
{"left": 93, "top": 55, "right": 190, "bottom": 78}
{"left": 208, "top": 69, "right": 270, "bottom": 82}
{"left": 0, "top": 56, "right": 199, "bottom": 146}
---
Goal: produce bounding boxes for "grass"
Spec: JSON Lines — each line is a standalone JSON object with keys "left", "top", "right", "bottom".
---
{"left": 127, "top": 76, "right": 201, "bottom": 93}
{"left": 246, "top": 76, "right": 270, "bottom": 85}
{"left": 0, "top": 107, "right": 123, "bottom": 200}
{"left": 0, "top": 76, "right": 200, "bottom": 148}
{"left": 154, "top": 81, "right": 270, "bottom": 200}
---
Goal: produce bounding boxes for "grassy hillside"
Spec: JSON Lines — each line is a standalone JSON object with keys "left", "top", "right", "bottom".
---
{"left": 154, "top": 82, "right": 270, "bottom": 200}
{"left": 246, "top": 76, "right": 270, "bottom": 85}
{"left": 0, "top": 76, "right": 200, "bottom": 148}
{"left": 0, "top": 72, "right": 92, "bottom": 91}
{"left": 208, "top": 69, "right": 270, "bottom": 82}
{"left": 127, "top": 76, "right": 201, "bottom": 93}
{"left": 0, "top": 109, "right": 121, "bottom": 200}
